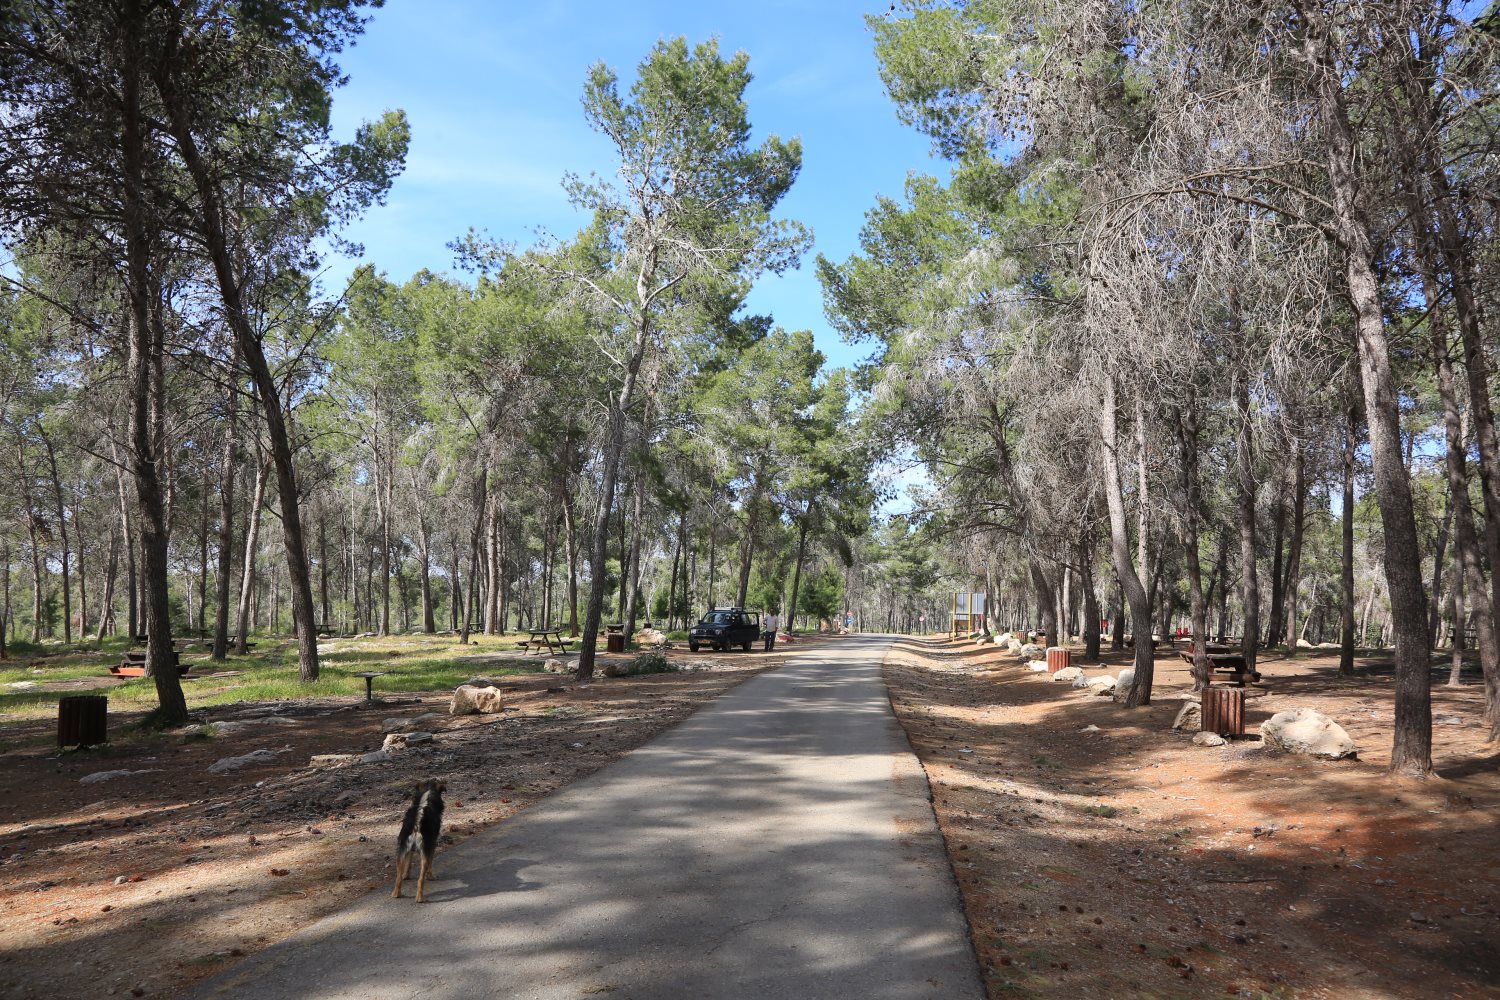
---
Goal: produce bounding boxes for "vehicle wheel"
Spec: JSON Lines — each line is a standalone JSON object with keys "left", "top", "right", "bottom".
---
{"left": 714, "top": 642, "right": 725, "bottom": 652}
{"left": 688, "top": 641, "right": 699, "bottom": 652}
{"left": 742, "top": 641, "right": 752, "bottom": 652}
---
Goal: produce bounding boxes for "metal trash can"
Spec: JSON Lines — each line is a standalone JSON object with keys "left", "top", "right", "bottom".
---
{"left": 58, "top": 695, "right": 108, "bottom": 748}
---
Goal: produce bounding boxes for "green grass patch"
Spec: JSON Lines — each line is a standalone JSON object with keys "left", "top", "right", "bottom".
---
{"left": 0, "top": 633, "right": 544, "bottom": 723}
{"left": 1083, "top": 804, "right": 1118, "bottom": 818}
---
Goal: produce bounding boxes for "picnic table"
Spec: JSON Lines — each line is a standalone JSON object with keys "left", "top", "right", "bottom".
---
{"left": 1180, "top": 642, "right": 1263, "bottom": 686}
{"left": 521, "top": 628, "right": 573, "bottom": 656}
{"left": 111, "top": 650, "right": 188, "bottom": 678}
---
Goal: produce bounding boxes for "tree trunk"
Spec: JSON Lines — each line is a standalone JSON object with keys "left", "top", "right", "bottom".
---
{"left": 561, "top": 480, "right": 580, "bottom": 636}
{"left": 236, "top": 455, "right": 267, "bottom": 655}
{"left": 212, "top": 368, "right": 236, "bottom": 660}
{"left": 787, "top": 512, "right": 810, "bottom": 632}
{"left": 1174, "top": 406, "right": 1212, "bottom": 690}
{"left": 1081, "top": 535, "right": 1101, "bottom": 662}
{"left": 1301, "top": 8, "right": 1431, "bottom": 772}
{"left": 119, "top": 3, "right": 187, "bottom": 720}
{"left": 458, "top": 467, "right": 487, "bottom": 644}
{"left": 1029, "top": 560, "right": 1057, "bottom": 647}
{"left": 407, "top": 478, "right": 434, "bottom": 634}
{"left": 97, "top": 525, "right": 119, "bottom": 643}
{"left": 1099, "top": 377, "right": 1154, "bottom": 706}
{"left": 623, "top": 483, "right": 646, "bottom": 637}
{"left": 1430, "top": 312, "right": 1500, "bottom": 734}
{"left": 1341, "top": 401, "right": 1358, "bottom": 675}
{"left": 1282, "top": 445, "right": 1307, "bottom": 657}
{"left": 736, "top": 487, "right": 761, "bottom": 609}
{"left": 1234, "top": 375, "right": 1260, "bottom": 674}
{"left": 40, "top": 431, "right": 72, "bottom": 644}
{"left": 1266, "top": 465, "right": 1288, "bottom": 649}
{"left": 1111, "top": 581, "right": 1125, "bottom": 651}
{"left": 155, "top": 52, "right": 318, "bottom": 681}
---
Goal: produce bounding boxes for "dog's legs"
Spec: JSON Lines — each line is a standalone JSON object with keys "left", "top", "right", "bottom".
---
{"left": 416, "top": 852, "right": 431, "bottom": 903}
{"left": 392, "top": 852, "right": 410, "bottom": 898}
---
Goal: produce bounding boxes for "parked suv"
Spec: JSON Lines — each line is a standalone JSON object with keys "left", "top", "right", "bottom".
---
{"left": 688, "top": 608, "right": 761, "bottom": 652}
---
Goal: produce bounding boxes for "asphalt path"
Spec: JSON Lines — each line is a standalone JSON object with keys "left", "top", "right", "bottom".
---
{"left": 190, "top": 634, "right": 983, "bottom": 1000}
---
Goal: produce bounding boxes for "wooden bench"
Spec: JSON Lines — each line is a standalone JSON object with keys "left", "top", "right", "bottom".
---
{"left": 111, "top": 650, "right": 189, "bottom": 678}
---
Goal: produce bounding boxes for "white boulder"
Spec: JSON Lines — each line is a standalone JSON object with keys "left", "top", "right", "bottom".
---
{"left": 450, "top": 684, "right": 506, "bottom": 716}
{"left": 1052, "top": 666, "right": 1085, "bottom": 684}
{"left": 634, "top": 628, "right": 670, "bottom": 648}
{"left": 1261, "top": 708, "right": 1357, "bottom": 759}
{"left": 1172, "top": 702, "right": 1202, "bottom": 732}
{"left": 1193, "top": 731, "right": 1227, "bottom": 747}
{"left": 1113, "top": 668, "right": 1136, "bottom": 702}
{"left": 1018, "top": 643, "right": 1045, "bottom": 659}
{"left": 1005, "top": 637, "right": 1023, "bottom": 653}
{"left": 1027, "top": 660, "right": 1049, "bottom": 672}
{"left": 1088, "top": 676, "right": 1117, "bottom": 696}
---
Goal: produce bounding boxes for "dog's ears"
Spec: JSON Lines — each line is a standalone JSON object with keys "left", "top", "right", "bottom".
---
{"left": 434, "top": 779, "right": 446, "bottom": 793}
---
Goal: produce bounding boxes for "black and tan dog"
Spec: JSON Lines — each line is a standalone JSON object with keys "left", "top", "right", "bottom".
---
{"left": 391, "top": 778, "right": 446, "bottom": 902}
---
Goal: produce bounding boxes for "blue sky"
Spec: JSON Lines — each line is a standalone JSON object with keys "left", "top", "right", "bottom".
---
{"left": 322, "top": 0, "right": 941, "bottom": 372}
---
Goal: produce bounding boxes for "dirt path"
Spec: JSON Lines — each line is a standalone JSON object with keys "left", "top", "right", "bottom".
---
{"left": 882, "top": 637, "right": 1500, "bottom": 1000}
{"left": 0, "top": 654, "right": 788, "bottom": 1000}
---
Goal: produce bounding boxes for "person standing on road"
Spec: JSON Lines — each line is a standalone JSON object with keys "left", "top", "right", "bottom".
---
{"left": 763, "top": 609, "right": 780, "bottom": 651}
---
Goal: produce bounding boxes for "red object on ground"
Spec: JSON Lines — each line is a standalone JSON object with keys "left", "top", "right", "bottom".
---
{"left": 1046, "top": 648, "right": 1071, "bottom": 673}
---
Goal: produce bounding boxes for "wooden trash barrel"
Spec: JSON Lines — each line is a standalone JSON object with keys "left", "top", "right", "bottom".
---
{"left": 1202, "top": 687, "right": 1245, "bottom": 736}
{"left": 58, "top": 695, "right": 108, "bottom": 748}
{"left": 1046, "top": 647, "right": 1071, "bottom": 673}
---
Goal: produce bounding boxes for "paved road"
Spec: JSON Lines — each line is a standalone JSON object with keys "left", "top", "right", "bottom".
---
{"left": 191, "top": 634, "right": 983, "bottom": 1000}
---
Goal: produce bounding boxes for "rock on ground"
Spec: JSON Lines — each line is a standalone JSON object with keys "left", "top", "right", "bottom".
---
{"left": 634, "top": 628, "right": 670, "bottom": 648}
{"left": 1018, "top": 643, "right": 1045, "bottom": 659}
{"left": 80, "top": 769, "right": 160, "bottom": 785}
{"left": 212, "top": 716, "right": 301, "bottom": 735}
{"left": 309, "top": 754, "right": 358, "bottom": 768}
{"left": 207, "top": 749, "right": 286, "bottom": 774}
{"left": 1052, "top": 666, "right": 1085, "bottom": 683}
{"left": 450, "top": 684, "right": 506, "bottom": 716}
{"left": 1027, "top": 660, "right": 1049, "bottom": 673}
{"left": 1173, "top": 702, "right": 1202, "bottom": 732}
{"left": 1088, "top": 677, "right": 1116, "bottom": 696}
{"left": 1113, "top": 668, "right": 1136, "bottom": 702}
{"left": 1193, "top": 731, "right": 1227, "bottom": 747}
{"left": 382, "top": 732, "right": 436, "bottom": 751}
{"left": 1261, "top": 707, "right": 1358, "bottom": 759}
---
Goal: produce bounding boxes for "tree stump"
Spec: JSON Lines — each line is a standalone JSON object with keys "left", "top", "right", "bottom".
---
{"left": 58, "top": 695, "right": 108, "bottom": 748}
{"left": 1201, "top": 687, "right": 1245, "bottom": 736}
{"left": 1046, "top": 647, "right": 1071, "bottom": 673}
